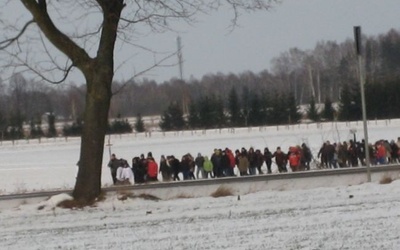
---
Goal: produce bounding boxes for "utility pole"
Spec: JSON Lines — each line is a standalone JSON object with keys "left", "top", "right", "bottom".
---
{"left": 354, "top": 26, "right": 371, "bottom": 182}
{"left": 177, "top": 36, "right": 189, "bottom": 116}
{"left": 177, "top": 36, "right": 184, "bottom": 80}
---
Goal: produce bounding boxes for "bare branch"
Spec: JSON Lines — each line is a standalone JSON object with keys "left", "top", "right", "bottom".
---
{"left": 20, "top": 0, "right": 92, "bottom": 69}
{"left": 9, "top": 51, "right": 75, "bottom": 85}
{"left": 112, "top": 50, "right": 180, "bottom": 96}
{"left": 0, "top": 20, "right": 35, "bottom": 50}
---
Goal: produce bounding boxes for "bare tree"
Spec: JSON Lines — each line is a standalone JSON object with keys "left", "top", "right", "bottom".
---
{"left": 0, "top": 0, "right": 277, "bottom": 203}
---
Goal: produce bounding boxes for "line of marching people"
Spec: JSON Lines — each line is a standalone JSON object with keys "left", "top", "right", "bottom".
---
{"left": 106, "top": 137, "right": 400, "bottom": 185}
{"left": 317, "top": 137, "right": 400, "bottom": 168}
{"left": 106, "top": 144, "right": 313, "bottom": 185}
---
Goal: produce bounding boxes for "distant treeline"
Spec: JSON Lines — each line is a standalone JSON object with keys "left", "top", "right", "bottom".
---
{"left": 0, "top": 28, "right": 400, "bottom": 136}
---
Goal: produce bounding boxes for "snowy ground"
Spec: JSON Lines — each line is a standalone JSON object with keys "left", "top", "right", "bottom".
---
{"left": 0, "top": 120, "right": 400, "bottom": 249}
{"left": 1, "top": 181, "right": 400, "bottom": 249}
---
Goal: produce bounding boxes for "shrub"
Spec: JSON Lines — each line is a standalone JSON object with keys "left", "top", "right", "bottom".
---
{"left": 211, "top": 186, "right": 233, "bottom": 198}
{"left": 380, "top": 176, "right": 393, "bottom": 185}
{"left": 173, "top": 194, "right": 194, "bottom": 199}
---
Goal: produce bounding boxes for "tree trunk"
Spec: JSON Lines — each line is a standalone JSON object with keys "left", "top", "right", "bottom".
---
{"left": 72, "top": 70, "right": 112, "bottom": 203}
{"left": 71, "top": 1, "right": 123, "bottom": 203}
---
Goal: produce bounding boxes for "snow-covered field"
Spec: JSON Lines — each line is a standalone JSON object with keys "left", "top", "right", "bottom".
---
{"left": 0, "top": 119, "right": 399, "bottom": 194}
{"left": 0, "top": 120, "right": 400, "bottom": 249}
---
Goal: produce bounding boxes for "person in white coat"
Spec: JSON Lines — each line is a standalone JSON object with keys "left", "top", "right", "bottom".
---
{"left": 116, "top": 159, "right": 134, "bottom": 185}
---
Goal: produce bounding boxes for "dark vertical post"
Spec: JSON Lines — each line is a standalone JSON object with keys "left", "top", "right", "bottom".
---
{"left": 354, "top": 26, "right": 371, "bottom": 181}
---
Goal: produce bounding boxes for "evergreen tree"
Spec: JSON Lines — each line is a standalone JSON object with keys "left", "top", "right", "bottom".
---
{"left": 0, "top": 110, "right": 7, "bottom": 140}
{"left": 0, "top": 110, "right": 7, "bottom": 133}
{"left": 9, "top": 110, "right": 24, "bottom": 139}
{"left": 63, "top": 118, "right": 83, "bottom": 137}
{"left": 159, "top": 102, "right": 185, "bottom": 131}
{"left": 365, "top": 79, "right": 400, "bottom": 119}
{"left": 307, "top": 96, "right": 320, "bottom": 122}
{"left": 214, "top": 96, "right": 226, "bottom": 128}
{"left": 227, "top": 87, "right": 240, "bottom": 127}
{"left": 188, "top": 102, "right": 200, "bottom": 129}
{"left": 261, "top": 92, "right": 272, "bottom": 125}
{"left": 287, "top": 93, "right": 301, "bottom": 124}
{"left": 47, "top": 112, "right": 57, "bottom": 137}
{"left": 248, "top": 93, "right": 263, "bottom": 126}
{"left": 29, "top": 116, "right": 44, "bottom": 139}
{"left": 159, "top": 109, "right": 172, "bottom": 131}
{"left": 322, "top": 97, "right": 335, "bottom": 121}
{"left": 198, "top": 96, "right": 215, "bottom": 129}
{"left": 338, "top": 83, "right": 362, "bottom": 121}
{"left": 269, "top": 94, "right": 287, "bottom": 125}
{"left": 134, "top": 113, "right": 145, "bottom": 133}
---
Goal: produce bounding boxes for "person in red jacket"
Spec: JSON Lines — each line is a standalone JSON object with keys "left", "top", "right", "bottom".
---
{"left": 225, "top": 148, "right": 236, "bottom": 176}
{"left": 376, "top": 141, "right": 387, "bottom": 165}
{"left": 288, "top": 146, "right": 301, "bottom": 172}
{"left": 147, "top": 157, "right": 159, "bottom": 182}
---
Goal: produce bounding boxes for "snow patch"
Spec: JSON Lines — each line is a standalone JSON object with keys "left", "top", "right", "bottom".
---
{"left": 38, "top": 193, "right": 73, "bottom": 210}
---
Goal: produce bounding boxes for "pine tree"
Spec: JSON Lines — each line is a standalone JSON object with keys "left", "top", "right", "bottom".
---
{"left": 214, "top": 96, "right": 226, "bottom": 128}
{"left": 187, "top": 102, "right": 200, "bottom": 129}
{"left": 0, "top": 110, "right": 7, "bottom": 133}
{"left": 160, "top": 108, "right": 172, "bottom": 131}
{"left": 0, "top": 110, "right": 7, "bottom": 140}
{"left": 9, "top": 110, "right": 24, "bottom": 139}
{"left": 134, "top": 113, "right": 145, "bottom": 132}
{"left": 160, "top": 102, "right": 185, "bottom": 131}
{"left": 47, "top": 112, "right": 57, "bottom": 137}
{"left": 307, "top": 96, "right": 320, "bottom": 122}
{"left": 248, "top": 93, "right": 263, "bottom": 126}
{"left": 338, "top": 83, "right": 362, "bottom": 121}
{"left": 270, "top": 94, "right": 286, "bottom": 125}
{"left": 287, "top": 93, "right": 301, "bottom": 124}
{"left": 228, "top": 87, "right": 240, "bottom": 127}
{"left": 198, "top": 96, "right": 215, "bottom": 129}
{"left": 29, "top": 117, "right": 44, "bottom": 139}
{"left": 322, "top": 97, "right": 335, "bottom": 121}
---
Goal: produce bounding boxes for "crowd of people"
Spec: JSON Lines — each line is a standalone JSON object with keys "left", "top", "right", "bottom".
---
{"left": 107, "top": 137, "right": 400, "bottom": 185}
{"left": 317, "top": 138, "right": 400, "bottom": 168}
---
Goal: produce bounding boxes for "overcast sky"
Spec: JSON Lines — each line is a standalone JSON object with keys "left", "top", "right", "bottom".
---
{"left": 2, "top": 0, "right": 399, "bottom": 85}
{"left": 120, "top": 0, "right": 399, "bottom": 84}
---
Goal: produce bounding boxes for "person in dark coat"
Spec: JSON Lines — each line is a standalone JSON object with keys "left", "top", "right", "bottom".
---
{"left": 272, "top": 147, "right": 287, "bottom": 173}
{"left": 263, "top": 147, "right": 273, "bottom": 174}
{"left": 390, "top": 140, "right": 399, "bottom": 163}
{"left": 300, "top": 143, "right": 312, "bottom": 170}
{"left": 195, "top": 153, "right": 205, "bottom": 179}
{"left": 159, "top": 155, "right": 171, "bottom": 181}
{"left": 348, "top": 140, "right": 359, "bottom": 167}
{"left": 168, "top": 155, "right": 181, "bottom": 181}
{"left": 220, "top": 150, "right": 230, "bottom": 177}
{"left": 132, "top": 156, "right": 145, "bottom": 184}
{"left": 247, "top": 147, "right": 257, "bottom": 175}
{"left": 181, "top": 154, "right": 191, "bottom": 180}
{"left": 356, "top": 140, "right": 366, "bottom": 166}
{"left": 255, "top": 149, "right": 264, "bottom": 174}
{"left": 337, "top": 142, "right": 349, "bottom": 168}
{"left": 187, "top": 154, "right": 196, "bottom": 180}
{"left": 318, "top": 143, "right": 328, "bottom": 168}
{"left": 107, "top": 153, "right": 121, "bottom": 184}
{"left": 211, "top": 149, "right": 222, "bottom": 178}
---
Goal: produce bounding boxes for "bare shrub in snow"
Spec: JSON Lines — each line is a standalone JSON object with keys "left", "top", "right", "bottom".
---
{"left": 379, "top": 176, "right": 393, "bottom": 185}
{"left": 137, "top": 193, "right": 161, "bottom": 201}
{"left": 211, "top": 186, "right": 233, "bottom": 198}
{"left": 173, "top": 194, "right": 194, "bottom": 199}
